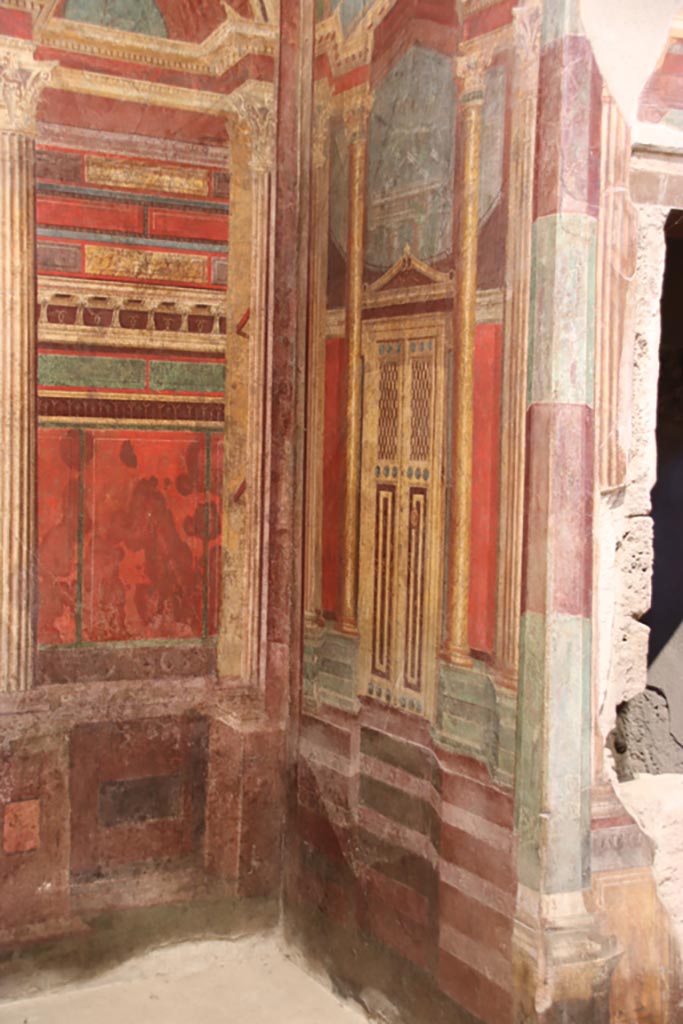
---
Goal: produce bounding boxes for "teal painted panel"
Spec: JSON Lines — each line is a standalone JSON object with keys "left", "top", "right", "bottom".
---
{"left": 545, "top": 612, "right": 591, "bottom": 893}
{"left": 64, "top": 0, "right": 167, "bottom": 37}
{"left": 516, "top": 610, "right": 546, "bottom": 891}
{"left": 39, "top": 354, "right": 146, "bottom": 390}
{"left": 517, "top": 610, "right": 592, "bottom": 895}
{"left": 478, "top": 65, "right": 507, "bottom": 229}
{"left": 149, "top": 361, "right": 225, "bottom": 394}
{"left": 331, "top": 0, "right": 372, "bottom": 34}
{"left": 366, "top": 45, "right": 455, "bottom": 272}
{"left": 529, "top": 213, "right": 597, "bottom": 407}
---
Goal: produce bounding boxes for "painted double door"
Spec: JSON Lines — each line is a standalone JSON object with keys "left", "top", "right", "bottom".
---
{"left": 358, "top": 316, "right": 447, "bottom": 719}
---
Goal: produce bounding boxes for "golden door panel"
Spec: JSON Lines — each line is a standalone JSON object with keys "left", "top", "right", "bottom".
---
{"left": 358, "top": 317, "right": 447, "bottom": 720}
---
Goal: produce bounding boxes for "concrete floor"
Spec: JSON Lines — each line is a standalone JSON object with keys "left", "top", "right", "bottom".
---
{"left": 0, "top": 935, "right": 369, "bottom": 1024}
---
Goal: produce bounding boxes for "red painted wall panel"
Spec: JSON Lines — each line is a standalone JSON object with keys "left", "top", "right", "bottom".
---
{"left": 37, "top": 196, "right": 145, "bottom": 235}
{"left": 37, "top": 428, "right": 80, "bottom": 645}
{"left": 468, "top": 324, "right": 503, "bottom": 655}
{"left": 82, "top": 430, "right": 208, "bottom": 642}
{"left": 149, "top": 208, "right": 229, "bottom": 243}
{"left": 322, "top": 337, "right": 347, "bottom": 619}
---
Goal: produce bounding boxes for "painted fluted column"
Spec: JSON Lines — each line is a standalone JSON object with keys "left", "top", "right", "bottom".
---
{"left": 339, "top": 91, "right": 370, "bottom": 634}
{"left": 443, "top": 51, "right": 487, "bottom": 666}
{"left": 0, "top": 46, "right": 54, "bottom": 693}
{"left": 512, "top": 1, "right": 617, "bottom": 1018}
{"left": 496, "top": 1, "right": 542, "bottom": 678}
{"left": 219, "top": 82, "right": 275, "bottom": 686}
{"left": 303, "top": 98, "right": 330, "bottom": 629}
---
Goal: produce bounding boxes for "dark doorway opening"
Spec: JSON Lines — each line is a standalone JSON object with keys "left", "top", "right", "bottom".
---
{"left": 612, "top": 211, "right": 683, "bottom": 777}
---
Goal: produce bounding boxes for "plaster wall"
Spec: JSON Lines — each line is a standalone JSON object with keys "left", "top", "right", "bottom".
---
{"left": 580, "top": 0, "right": 680, "bottom": 124}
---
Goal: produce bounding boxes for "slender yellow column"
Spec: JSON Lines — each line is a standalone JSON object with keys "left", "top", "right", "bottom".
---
{"left": 0, "top": 46, "right": 54, "bottom": 693}
{"left": 339, "top": 91, "right": 370, "bottom": 634}
{"left": 303, "top": 98, "right": 330, "bottom": 629}
{"left": 496, "top": 3, "right": 542, "bottom": 677}
{"left": 444, "top": 52, "right": 487, "bottom": 666}
{"left": 219, "top": 82, "right": 275, "bottom": 685}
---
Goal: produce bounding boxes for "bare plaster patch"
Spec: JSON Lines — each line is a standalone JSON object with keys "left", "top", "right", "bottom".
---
{"left": 620, "top": 775, "right": 683, "bottom": 950}
{"left": 580, "top": 0, "right": 681, "bottom": 125}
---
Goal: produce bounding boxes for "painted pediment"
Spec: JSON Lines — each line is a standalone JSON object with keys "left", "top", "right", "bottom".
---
{"left": 365, "top": 245, "right": 453, "bottom": 298}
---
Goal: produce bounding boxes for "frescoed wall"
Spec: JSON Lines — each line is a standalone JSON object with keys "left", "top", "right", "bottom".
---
{"left": 297, "top": 4, "right": 517, "bottom": 1022}
{"left": 35, "top": 141, "right": 228, "bottom": 683}
{"left": 0, "top": 0, "right": 286, "bottom": 960}
{"left": 294, "top": 2, "right": 679, "bottom": 1022}
{"left": 0, "top": 3, "right": 681, "bottom": 1022}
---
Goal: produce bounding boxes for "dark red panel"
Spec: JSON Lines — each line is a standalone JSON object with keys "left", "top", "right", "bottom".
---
{"left": 82, "top": 430, "right": 209, "bottom": 642}
{"left": 0, "top": 8, "right": 32, "bottom": 38}
{"left": 37, "top": 196, "right": 145, "bottom": 234}
{"left": 534, "top": 36, "right": 602, "bottom": 219}
{"left": 469, "top": 324, "right": 502, "bottom": 655}
{"left": 322, "top": 337, "right": 347, "bottom": 619}
{"left": 521, "top": 403, "right": 594, "bottom": 618}
{"left": 438, "top": 949, "right": 512, "bottom": 1024}
{"left": 69, "top": 716, "right": 207, "bottom": 875}
{"left": 463, "top": 0, "right": 514, "bottom": 40}
{"left": 149, "top": 208, "right": 229, "bottom": 243}
{"left": 38, "top": 89, "right": 229, "bottom": 146}
{"left": 37, "top": 427, "right": 80, "bottom": 645}
{"left": 0, "top": 735, "right": 70, "bottom": 931}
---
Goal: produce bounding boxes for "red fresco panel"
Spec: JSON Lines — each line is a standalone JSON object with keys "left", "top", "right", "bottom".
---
{"left": 37, "top": 427, "right": 80, "bottom": 645}
{"left": 149, "top": 209, "right": 229, "bottom": 243}
{"left": 82, "top": 430, "right": 208, "bottom": 642}
{"left": 37, "top": 196, "right": 145, "bottom": 235}
{"left": 207, "top": 433, "right": 223, "bottom": 636}
{"left": 0, "top": 8, "right": 31, "bottom": 37}
{"left": 322, "top": 338, "right": 347, "bottom": 619}
{"left": 37, "top": 89, "right": 230, "bottom": 147}
{"left": 469, "top": 324, "right": 502, "bottom": 655}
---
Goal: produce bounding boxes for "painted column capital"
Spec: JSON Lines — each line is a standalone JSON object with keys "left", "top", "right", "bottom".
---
{"left": 512, "top": 1, "right": 542, "bottom": 70}
{"left": 0, "top": 45, "right": 56, "bottom": 134}
{"left": 228, "top": 81, "right": 276, "bottom": 173}
{"left": 455, "top": 47, "right": 492, "bottom": 102}
{"left": 342, "top": 88, "right": 372, "bottom": 145}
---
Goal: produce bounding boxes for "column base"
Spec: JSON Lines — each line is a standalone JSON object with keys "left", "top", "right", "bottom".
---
{"left": 513, "top": 887, "right": 620, "bottom": 1024}
{"left": 337, "top": 618, "right": 359, "bottom": 637}
{"left": 303, "top": 610, "right": 325, "bottom": 632}
{"left": 440, "top": 644, "right": 473, "bottom": 668}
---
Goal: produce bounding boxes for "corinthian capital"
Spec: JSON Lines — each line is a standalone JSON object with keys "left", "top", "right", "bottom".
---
{"left": 342, "top": 88, "right": 372, "bottom": 145}
{"left": 456, "top": 46, "right": 492, "bottom": 102}
{"left": 513, "top": 2, "right": 542, "bottom": 69}
{"left": 0, "top": 46, "right": 56, "bottom": 134}
{"left": 228, "top": 81, "right": 275, "bottom": 173}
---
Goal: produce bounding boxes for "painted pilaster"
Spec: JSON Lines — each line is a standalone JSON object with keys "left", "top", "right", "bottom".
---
{"left": 595, "top": 90, "right": 636, "bottom": 493}
{"left": 444, "top": 49, "right": 487, "bottom": 666}
{"left": 219, "top": 82, "right": 275, "bottom": 686}
{"left": 496, "top": 2, "right": 542, "bottom": 678}
{"left": 512, "top": 2, "right": 618, "bottom": 1018}
{"left": 339, "top": 89, "right": 370, "bottom": 634}
{"left": 0, "top": 45, "right": 54, "bottom": 693}
{"left": 303, "top": 96, "right": 330, "bottom": 630}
